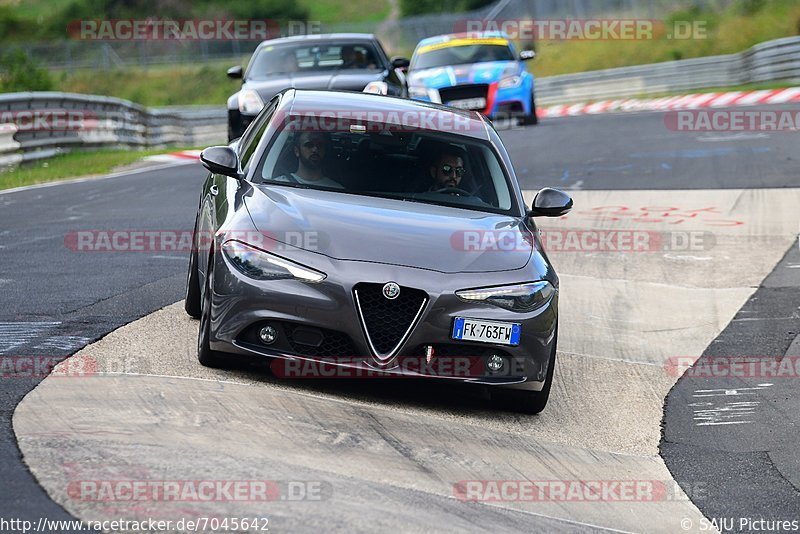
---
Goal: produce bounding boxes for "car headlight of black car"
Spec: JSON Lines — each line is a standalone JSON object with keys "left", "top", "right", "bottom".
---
{"left": 238, "top": 90, "right": 264, "bottom": 115}
{"left": 409, "top": 85, "right": 428, "bottom": 98}
{"left": 456, "top": 281, "right": 554, "bottom": 312}
{"left": 222, "top": 240, "right": 326, "bottom": 283}
{"left": 363, "top": 81, "right": 389, "bottom": 95}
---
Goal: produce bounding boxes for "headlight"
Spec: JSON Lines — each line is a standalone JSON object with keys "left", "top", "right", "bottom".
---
{"left": 222, "top": 240, "right": 326, "bottom": 283}
{"left": 409, "top": 85, "right": 429, "bottom": 98}
{"left": 456, "top": 281, "right": 554, "bottom": 313}
{"left": 238, "top": 90, "right": 264, "bottom": 115}
{"left": 498, "top": 76, "right": 522, "bottom": 89}
{"left": 408, "top": 86, "right": 440, "bottom": 102}
{"left": 363, "top": 81, "right": 389, "bottom": 95}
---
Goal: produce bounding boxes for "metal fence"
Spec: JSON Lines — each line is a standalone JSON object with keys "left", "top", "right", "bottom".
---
{"left": 0, "top": 93, "right": 226, "bottom": 167}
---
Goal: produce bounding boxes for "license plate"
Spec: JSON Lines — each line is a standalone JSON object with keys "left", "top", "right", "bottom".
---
{"left": 447, "top": 97, "right": 486, "bottom": 110}
{"left": 452, "top": 317, "right": 521, "bottom": 346}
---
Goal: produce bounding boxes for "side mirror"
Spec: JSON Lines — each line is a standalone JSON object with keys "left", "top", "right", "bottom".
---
{"left": 200, "top": 146, "right": 242, "bottom": 179}
{"left": 227, "top": 65, "right": 243, "bottom": 79}
{"left": 519, "top": 50, "right": 536, "bottom": 61}
{"left": 391, "top": 56, "right": 410, "bottom": 70}
{"left": 529, "top": 188, "right": 572, "bottom": 217}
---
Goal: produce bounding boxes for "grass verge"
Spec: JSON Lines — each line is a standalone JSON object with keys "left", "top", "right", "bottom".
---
{"left": 0, "top": 147, "right": 194, "bottom": 191}
{"left": 529, "top": 0, "right": 800, "bottom": 77}
{"left": 53, "top": 61, "right": 243, "bottom": 107}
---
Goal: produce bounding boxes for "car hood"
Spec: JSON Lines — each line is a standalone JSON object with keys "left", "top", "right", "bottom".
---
{"left": 244, "top": 186, "right": 532, "bottom": 274}
{"left": 244, "top": 71, "right": 384, "bottom": 101}
{"left": 408, "top": 61, "right": 517, "bottom": 89}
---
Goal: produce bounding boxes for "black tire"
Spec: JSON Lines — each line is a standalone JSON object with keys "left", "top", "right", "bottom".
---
{"left": 520, "top": 91, "right": 538, "bottom": 126}
{"left": 493, "top": 329, "right": 556, "bottom": 414}
{"left": 184, "top": 247, "right": 201, "bottom": 319}
{"left": 197, "top": 256, "right": 230, "bottom": 368}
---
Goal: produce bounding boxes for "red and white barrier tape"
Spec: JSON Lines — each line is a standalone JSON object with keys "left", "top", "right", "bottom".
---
{"left": 539, "top": 87, "right": 800, "bottom": 118}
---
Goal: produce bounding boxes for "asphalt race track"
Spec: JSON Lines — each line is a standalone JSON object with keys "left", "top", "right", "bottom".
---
{"left": 3, "top": 107, "right": 800, "bottom": 532}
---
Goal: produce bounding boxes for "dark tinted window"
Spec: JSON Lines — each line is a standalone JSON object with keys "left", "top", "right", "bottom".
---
{"left": 412, "top": 42, "right": 515, "bottom": 70}
{"left": 254, "top": 118, "right": 514, "bottom": 214}
{"left": 247, "top": 42, "right": 382, "bottom": 80}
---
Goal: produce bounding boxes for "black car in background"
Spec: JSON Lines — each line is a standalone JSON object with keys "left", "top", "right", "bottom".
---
{"left": 226, "top": 33, "right": 409, "bottom": 140}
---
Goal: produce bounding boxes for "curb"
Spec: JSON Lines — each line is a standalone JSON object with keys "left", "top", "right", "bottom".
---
{"left": 539, "top": 87, "right": 800, "bottom": 118}
{"left": 144, "top": 149, "right": 202, "bottom": 163}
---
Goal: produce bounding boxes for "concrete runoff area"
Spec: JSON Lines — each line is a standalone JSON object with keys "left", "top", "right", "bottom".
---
{"left": 14, "top": 186, "right": 800, "bottom": 532}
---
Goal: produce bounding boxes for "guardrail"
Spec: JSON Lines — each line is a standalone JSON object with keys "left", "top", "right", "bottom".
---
{"left": 0, "top": 124, "right": 22, "bottom": 168}
{"left": 536, "top": 36, "right": 800, "bottom": 105}
{"left": 0, "top": 93, "right": 226, "bottom": 168}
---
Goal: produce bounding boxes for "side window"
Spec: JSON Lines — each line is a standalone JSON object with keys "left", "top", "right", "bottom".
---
{"left": 239, "top": 97, "right": 279, "bottom": 171}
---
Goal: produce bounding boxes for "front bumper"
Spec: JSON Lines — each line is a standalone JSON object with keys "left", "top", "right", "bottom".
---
{"left": 208, "top": 251, "right": 558, "bottom": 390}
{"left": 411, "top": 80, "right": 531, "bottom": 119}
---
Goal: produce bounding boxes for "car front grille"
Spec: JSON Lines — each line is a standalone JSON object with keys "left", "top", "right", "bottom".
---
{"left": 281, "top": 322, "right": 358, "bottom": 358}
{"left": 439, "top": 84, "right": 489, "bottom": 109}
{"left": 353, "top": 283, "right": 428, "bottom": 357}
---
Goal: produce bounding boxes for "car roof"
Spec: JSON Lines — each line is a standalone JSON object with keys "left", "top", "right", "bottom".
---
{"left": 284, "top": 90, "right": 491, "bottom": 141}
{"left": 415, "top": 31, "right": 511, "bottom": 49}
{"left": 257, "top": 33, "right": 377, "bottom": 47}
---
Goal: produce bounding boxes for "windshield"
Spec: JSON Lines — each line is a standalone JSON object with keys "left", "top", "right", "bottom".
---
{"left": 412, "top": 42, "right": 515, "bottom": 70}
{"left": 246, "top": 42, "right": 382, "bottom": 80}
{"left": 255, "top": 118, "right": 515, "bottom": 214}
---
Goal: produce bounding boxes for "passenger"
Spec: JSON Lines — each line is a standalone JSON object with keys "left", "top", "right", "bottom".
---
{"left": 340, "top": 45, "right": 360, "bottom": 69}
{"left": 275, "top": 132, "right": 343, "bottom": 189}
{"left": 341, "top": 45, "right": 373, "bottom": 69}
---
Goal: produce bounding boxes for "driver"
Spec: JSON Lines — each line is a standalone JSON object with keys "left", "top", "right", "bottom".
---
{"left": 277, "top": 50, "right": 298, "bottom": 73}
{"left": 428, "top": 150, "right": 466, "bottom": 192}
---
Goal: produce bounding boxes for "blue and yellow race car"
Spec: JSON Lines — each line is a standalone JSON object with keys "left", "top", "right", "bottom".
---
{"left": 407, "top": 32, "right": 537, "bottom": 124}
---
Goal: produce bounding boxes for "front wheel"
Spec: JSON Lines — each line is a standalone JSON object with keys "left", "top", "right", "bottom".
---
{"left": 184, "top": 247, "right": 201, "bottom": 319}
{"left": 197, "top": 257, "right": 230, "bottom": 368}
{"left": 520, "top": 91, "right": 538, "bottom": 126}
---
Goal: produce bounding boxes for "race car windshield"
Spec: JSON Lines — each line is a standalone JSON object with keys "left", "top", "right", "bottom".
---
{"left": 247, "top": 43, "right": 381, "bottom": 80}
{"left": 412, "top": 44, "right": 515, "bottom": 70}
{"left": 255, "top": 118, "right": 515, "bottom": 215}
